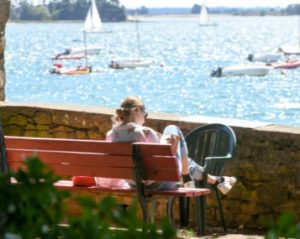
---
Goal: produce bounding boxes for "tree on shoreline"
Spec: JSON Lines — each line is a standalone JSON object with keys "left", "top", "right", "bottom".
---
{"left": 10, "top": 0, "right": 126, "bottom": 22}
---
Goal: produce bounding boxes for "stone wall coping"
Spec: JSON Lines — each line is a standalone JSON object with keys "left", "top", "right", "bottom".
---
{"left": 1, "top": 101, "right": 300, "bottom": 135}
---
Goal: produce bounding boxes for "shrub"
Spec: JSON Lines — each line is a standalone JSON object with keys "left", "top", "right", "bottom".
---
{"left": 266, "top": 212, "right": 300, "bottom": 239}
{"left": 0, "top": 156, "right": 176, "bottom": 239}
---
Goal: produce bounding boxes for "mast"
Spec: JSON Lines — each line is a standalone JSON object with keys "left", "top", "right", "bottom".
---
{"left": 83, "top": 31, "right": 88, "bottom": 67}
{"left": 135, "top": 13, "right": 141, "bottom": 59}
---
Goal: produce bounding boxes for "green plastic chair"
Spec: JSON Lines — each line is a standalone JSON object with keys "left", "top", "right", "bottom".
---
{"left": 0, "top": 122, "right": 8, "bottom": 173}
{"left": 180, "top": 123, "right": 237, "bottom": 234}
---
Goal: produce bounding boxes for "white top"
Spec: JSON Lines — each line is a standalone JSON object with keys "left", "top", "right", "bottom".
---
{"left": 106, "top": 122, "right": 159, "bottom": 143}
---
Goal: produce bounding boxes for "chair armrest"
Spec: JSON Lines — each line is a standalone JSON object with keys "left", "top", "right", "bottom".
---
{"left": 203, "top": 154, "right": 233, "bottom": 173}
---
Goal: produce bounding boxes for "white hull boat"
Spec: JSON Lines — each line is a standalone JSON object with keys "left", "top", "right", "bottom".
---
{"left": 66, "top": 46, "right": 103, "bottom": 55}
{"left": 110, "top": 17, "right": 152, "bottom": 69}
{"left": 109, "top": 58, "right": 152, "bottom": 69}
{"left": 211, "top": 65, "right": 271, "bottom": 77}
{"left": 247, "top": 52, "right": 282, "bottom": 63}
{"left": 278, "top": 45, "right": 300, "bottom": 55}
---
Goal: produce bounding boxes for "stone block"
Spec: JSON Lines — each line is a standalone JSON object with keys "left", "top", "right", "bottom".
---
{"left": 7, "top": 115, "right": 28, "bottom": 125}
{"left": 34, "top": 111, "right": 52, "bottom": 124}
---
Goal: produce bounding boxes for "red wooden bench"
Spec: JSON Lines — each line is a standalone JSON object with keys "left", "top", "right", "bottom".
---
{"left": 4, "top": 136, "right": 211, "bottom": 234}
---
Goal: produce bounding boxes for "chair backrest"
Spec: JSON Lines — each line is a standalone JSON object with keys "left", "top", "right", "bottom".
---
{"left": 185, "top": 123, "right": 236, "bottom": 176}
{"left": 0, "top": 123, "right": 8, "bottom": 173}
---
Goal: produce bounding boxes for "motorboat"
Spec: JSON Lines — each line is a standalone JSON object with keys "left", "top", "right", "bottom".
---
{"left": 51, "top": 53, "right": 86, "bottom": 60}
{"left": 211, "top": 64, "right": 271, "bottom": 77}
{"left": 53, "top": 46, "right": 103, "bottom": 59}
{"left": 247, "top": 52, "right": 282, "bottom": 63}
{"left": 109, "top": 58, "right": 152, "bottom": 69}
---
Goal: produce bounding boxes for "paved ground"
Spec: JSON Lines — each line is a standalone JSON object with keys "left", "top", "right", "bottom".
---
{"left": 177, "top": 227, "right": 265, "bottom": 239}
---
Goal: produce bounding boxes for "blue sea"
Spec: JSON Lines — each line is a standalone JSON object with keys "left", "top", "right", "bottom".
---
{"left": 4, "top": 15, "right": 300, "bottom": 128}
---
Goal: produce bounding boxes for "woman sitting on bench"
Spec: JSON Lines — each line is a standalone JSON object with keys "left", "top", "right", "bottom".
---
{"left": 102, "top": 96, "right": 236, "bottom": 194}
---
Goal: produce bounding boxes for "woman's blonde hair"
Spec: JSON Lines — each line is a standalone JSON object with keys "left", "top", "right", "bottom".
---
{"left": 113, "top": 96, "right": 145, "bottom": 125}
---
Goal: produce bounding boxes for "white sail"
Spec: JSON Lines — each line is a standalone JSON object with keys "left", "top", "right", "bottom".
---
{"left": 83, "top": 0, "right": 103, "bottom": 33}
{"left": 199, "top": 3, "right": 209, "bottom": 25}
{"left": 198, "top": 0, "right": 216, "bottom": 26}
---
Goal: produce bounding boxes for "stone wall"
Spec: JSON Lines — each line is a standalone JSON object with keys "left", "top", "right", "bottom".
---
{"left": 1, "top": 102, "right": 300, "bottom": 229}
{"left": 0, "top": 0, "right": 10, "bottom": 101}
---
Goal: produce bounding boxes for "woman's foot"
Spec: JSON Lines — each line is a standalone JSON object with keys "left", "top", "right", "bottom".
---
{"left": 217, "top": 176, "right": 237, "bottom": 195}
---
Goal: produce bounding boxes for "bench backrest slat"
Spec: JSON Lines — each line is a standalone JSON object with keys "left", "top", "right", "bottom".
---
{"left": 5, "top": 136, "right": 132, "bottom": 155}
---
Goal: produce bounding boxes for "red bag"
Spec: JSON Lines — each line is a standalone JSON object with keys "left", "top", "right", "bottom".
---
{"left": 72, "top": 176, "right": 96, "bottom": 187}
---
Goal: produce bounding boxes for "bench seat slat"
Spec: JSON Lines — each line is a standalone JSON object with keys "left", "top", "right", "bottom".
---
{"left": 54, "top": 180, "right": 210, "bottom": 197}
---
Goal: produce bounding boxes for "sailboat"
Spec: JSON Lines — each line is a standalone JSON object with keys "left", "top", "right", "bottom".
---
{"left": 50, "top": 0, "right": 106, "bottom": 74}
{"left": 52, "top": 0, "right": 104, "bottom": 61}
{"left": 198, "top": 0, "right": 217, "bottom": 27}
{"left": 109, "top": 17, "right": 152, "bottom": 69}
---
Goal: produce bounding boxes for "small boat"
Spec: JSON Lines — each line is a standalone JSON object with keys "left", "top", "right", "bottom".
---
{"left": 211, "top": 65, "right": 271, "bottom": 77}
{"left": 50, "top": 64, "right": 92, "bottom": 75}
{"left": 110, "top": 16, "right": 152, "bottom": 69}
{"left": 51, "top": 53, "right": 86, "bottom": 60}
{"left": 279, "top": 45, "right": 300, "bottom": 55}
{"left": 247, "top": 52, "right": 282, "bottom": 63}
{"left": 109, "top": 59, "right": 152, "bottom": 69}
{"left": 53, "top": 46, "right": 103, "bottom": 59}
{"left": 271, "top": 59, "right": 300, "bottom": 69}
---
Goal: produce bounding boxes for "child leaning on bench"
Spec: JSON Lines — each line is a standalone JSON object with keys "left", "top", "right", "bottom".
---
{"left": 94, "top": 96, "right": 236, "bottom": 195}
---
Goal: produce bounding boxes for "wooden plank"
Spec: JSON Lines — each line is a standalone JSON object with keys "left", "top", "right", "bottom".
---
{"left": 142, "top": 156, "right": 179, "bottom": 169}
{"left": 8, "top": 160, "right": 133, "bottom": 179}
{"left": 5, "top": 136, "right": 132, "bottom": 155}
{"left": 145, "top": 169, "right": 180, "bottom": 181}
{"left": 6, "top": 149, "right": 133, "bottom": 167}
{"left": 134, "top": 143, "right": 174, "bottom": 156}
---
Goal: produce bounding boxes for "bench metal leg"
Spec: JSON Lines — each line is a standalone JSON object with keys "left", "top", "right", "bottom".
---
{"left": 167, "top": 196, "right": 176, "bottom": 227}
{"left": 215, "top": 188, "right": 227, "bottom": 232}
{"left": 179, "top": 197, "right": 189, "bottom": 227}
{"left": 150, "top": 198, "right": 157, "bottom": 224}
{"left": 195, "top": 195, "right": 206, "bottom": 236}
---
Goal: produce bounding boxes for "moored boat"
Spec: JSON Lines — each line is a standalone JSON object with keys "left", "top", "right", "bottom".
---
{"left": 53, "top": 46, "right": 103, "bottom": 59}
{"left": 50, "top": 64, "right": 92, "bottom": 75}
{"left": 51, "top": 53, "right": 86, "bottom": 60}
{"left": 271, "top": 59, "right": 300, "bottom": 69}
{"left": 278, "top": 45, "right": 300, "bottom": 55}
{"left": 211, "top": 65, "right": 271, "bottom": 77}
{"left": 247, "top": 52, "right": 282, "bottom": 63}
{"left": 109, "top": 59, "right": 152, "bottom": 69}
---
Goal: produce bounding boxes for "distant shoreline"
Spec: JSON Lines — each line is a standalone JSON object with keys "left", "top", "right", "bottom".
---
{"left": 7, "top": 13, "right": 292, "bottom": 24}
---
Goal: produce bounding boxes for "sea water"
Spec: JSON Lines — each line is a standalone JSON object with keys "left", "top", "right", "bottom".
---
{"left": 4, "top": 15, "right": 300, "bottom": 128}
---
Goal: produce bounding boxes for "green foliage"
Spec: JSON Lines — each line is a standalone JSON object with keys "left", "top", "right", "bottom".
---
{"left": 265, "top": 212, "right": 300, "bottom": 239}
{"left": 0, "top": 156, "right": 69, "bottom": 238}
{"left": 10, "top": 0, "right": 126, "bottom": 22}
{"left": 0, "top": 157, "right": 176, "bottom": 239}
